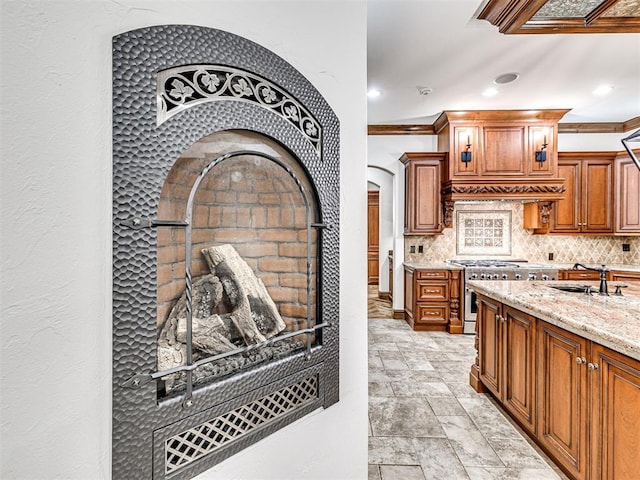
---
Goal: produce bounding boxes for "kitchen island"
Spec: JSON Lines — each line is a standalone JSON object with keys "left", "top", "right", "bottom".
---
{"left": 467, "top": 279, "right": 640, "bottom": 480}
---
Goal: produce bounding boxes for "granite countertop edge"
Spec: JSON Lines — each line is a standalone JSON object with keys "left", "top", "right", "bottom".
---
{"left": 467, "top": 280, "right": 640, "bottom": 362}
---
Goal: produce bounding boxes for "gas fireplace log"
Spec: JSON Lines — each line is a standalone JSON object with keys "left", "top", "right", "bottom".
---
{"left": 157, "top": 244, "right": 287, "bottom": 385}
{"left": 202, "top": 244, "right": 287, "bottom": 339}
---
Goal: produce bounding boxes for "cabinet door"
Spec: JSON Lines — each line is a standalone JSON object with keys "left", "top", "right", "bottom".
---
{"left": 615, "top": 156, "right": 640, "bottom": 234}
{"left": 552, "top": 159, "right": 581, "bottom": 233}
{"left": 582, "top": 159, "right": 613, "bottom": 233}
{"left": 503, "top": 306, "right": 537, "bottom": 434}
{"left": 590, "top": 344, "right": 640, "bottom": 480}
{"left": 415, "top": 303, "right": 449, "bottom": 327}
{"left": 477, "top": 295, "right": 503, "bottom": 398}
{"left": 611, "top": 271, "right": 640, "bottom": 283}
{"left": 537, "top": 321, "right": 589, "bottom": 480}
{"left": 404, "top": 157, "right": 442, "bottom": 234}
{"left": 482, "top": 125, "right": 527, "bottom": 176}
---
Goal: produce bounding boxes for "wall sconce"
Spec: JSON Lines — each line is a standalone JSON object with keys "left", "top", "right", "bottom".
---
{"left": 535, "top": 135, "right": 548, "bottom": 163}
{"left": 622, "top": 128, "right": 640, "bottom": 171}
{"left": 461, "top": 135, "right": 472, "bottom": 165}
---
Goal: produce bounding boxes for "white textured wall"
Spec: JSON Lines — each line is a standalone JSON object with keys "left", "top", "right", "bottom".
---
{"left": 0, "top": 1, "right": 368, "bottom": 479}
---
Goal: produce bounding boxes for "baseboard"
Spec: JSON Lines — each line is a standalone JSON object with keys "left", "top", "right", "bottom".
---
{"left": 393, "top": 309, "right": 405, "bottom": 320}
{"left": 378, "top": 291, "right": 391, "bottom": 301}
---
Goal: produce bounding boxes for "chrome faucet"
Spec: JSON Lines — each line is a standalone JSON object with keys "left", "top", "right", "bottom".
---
{"left": 572, "top": 263, "right": 609, "bottom": 296}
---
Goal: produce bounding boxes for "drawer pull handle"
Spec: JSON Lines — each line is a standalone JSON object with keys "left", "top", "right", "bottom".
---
{"left": 425, "top": 312, "right": 438, "bottom": 315}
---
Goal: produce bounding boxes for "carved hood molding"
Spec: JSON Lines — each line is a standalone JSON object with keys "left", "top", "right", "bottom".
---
{"left": 436, "top": 109, "right": 569, "bottom": 204}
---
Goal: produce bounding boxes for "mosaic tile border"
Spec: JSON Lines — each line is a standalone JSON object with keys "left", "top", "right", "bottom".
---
{"left": 456, "top": 210, "right": 512, "bottom": 256}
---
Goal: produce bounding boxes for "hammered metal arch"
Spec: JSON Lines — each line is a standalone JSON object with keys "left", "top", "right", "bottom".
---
{"left": 157, "top": 65, "right": 322, "bottom": 156}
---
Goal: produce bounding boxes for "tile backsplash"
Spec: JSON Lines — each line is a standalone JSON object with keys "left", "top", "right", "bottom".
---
{"left": 405, "top": 201, "right": 640, "bottom": 265}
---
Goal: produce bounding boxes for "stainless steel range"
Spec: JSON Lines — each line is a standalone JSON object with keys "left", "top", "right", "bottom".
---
{"left": 447, "top": 259, "right": 559, "bottom": 334}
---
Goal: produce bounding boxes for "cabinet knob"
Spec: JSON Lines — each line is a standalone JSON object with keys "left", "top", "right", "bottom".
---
{"left": 588, "top": 362, "right": 600, "bottom": 371}
{"left": 576, "top": 357, "right": 587, "bottom": 365}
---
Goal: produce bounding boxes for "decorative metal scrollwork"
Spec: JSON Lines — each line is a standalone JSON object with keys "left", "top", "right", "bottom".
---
{"left": 157, "top": 65, "right": 322, "bottom": 157}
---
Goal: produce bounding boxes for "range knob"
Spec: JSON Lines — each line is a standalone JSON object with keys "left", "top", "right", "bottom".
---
{"left": 501, "top": 273, "right": 509, "bottom": 280}
{"left": 492, "top": 274, "right": 500, "bottom": 280}
{"left": 515, "top": 273, "right": 522, "bottom": 280}
{"left": 528, "top": 273, "right": 537, "bottom": 280}
{"left": 541, "top": 274, "right": 549, "bottom": 281}
{"left": 470, "top": 273, "right": 478, "bottom": 279}
{"left": 480, "top": 273, "right": 486, "bottom": 280}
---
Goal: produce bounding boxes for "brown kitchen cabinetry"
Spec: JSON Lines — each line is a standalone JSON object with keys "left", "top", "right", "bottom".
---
{"left": 551, "top": 153, "right": 615, "bottom": 234}
{"left": 614, "top": 150, "right": 640, "bottom": 234}
{"left": 434, "top": 110, "right": 566, "bottom": 209}
{"left": 610, "top": 270, "right": 640, "bottom": 283}
{"left": 400, "top": 152, "right": 445, "bottom": 235}
{"left": 537, "top": 321, "right": 590, "bottom": 480}
{"left": 475, "top": 295, "right": 537, "bottom": 434}
{"left": 403, "top": 266, "right": 462, "bottom": 333}
{"left": 472, "top": 297, "right": 640, "bottom": 480}
{"left": 559, "top": 269, "right": 602, "bottom": 281}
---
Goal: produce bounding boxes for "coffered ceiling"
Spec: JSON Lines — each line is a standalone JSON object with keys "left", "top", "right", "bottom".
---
{"left": 480, "top": 0, "right": 640, "bottom": 34}
{"left": 367, "top": 0, "right": 640, "bottom": 133}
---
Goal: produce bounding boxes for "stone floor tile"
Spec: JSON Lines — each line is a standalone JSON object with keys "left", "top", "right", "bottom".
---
{"left": 379, "top": 350, "right": 410, "bottom": 370}
{"left": 391, "top": 380, "right": 453, "bottom": 397}
{"left": 380, "top": 465, "right": 426, "bottom": 480}
{"left": 427, "top": 397, "right": 467, "bottom": 416}
{"left": 465, "top": 467, "right": 562, "bottom": 480}
{"left": 486, "top": 437, "right": 549, "bottom": 469}
{"left": 401, "top": 351, "right": 436, "bottom": 370}
{"left": 368, "top": 436, "right": 420, "bottom": 465}
{"left": 438, "top": 415, "right": 504, "bottom": 467}
{"left": 412, "top": 437, "right": 470, "bottom": 479}
{"left": 369, "top": 342, "right": 401, "bottom": 352}
{"left": 368, "top": 464, "right": 382, "bottom": 480}
{"left": 458, "top": 396, "right": 520, "bottom": 440}
{"left": 446, "top": 382, "right": 483, "bottom": 398}
{"left": 369, "top": 381, "right": 395, "bottom": 397}
{"left": 369, "top": 351, "right": 384, "bottom": 369}
{"left": 369, "top": 397, "right": 445, "bottom": 437}
{"left": 369, "top": 368, "right": 409, "bottom": 383}
{"left": 410, "top": 370, "right": 446, "bottom": 382}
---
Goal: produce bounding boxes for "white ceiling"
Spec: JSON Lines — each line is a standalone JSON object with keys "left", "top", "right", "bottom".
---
{"left": 367, "top": 0, "right": 640, "bottom": 125}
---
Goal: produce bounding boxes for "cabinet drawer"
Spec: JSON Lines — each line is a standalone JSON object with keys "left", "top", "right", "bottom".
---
{"left": 416, "top": 303, "right": 449, "bottom": 325}
{"left": 416, "top": 270, "right": 448, "bottom": 280}
{"left": 562, "top": 270, "right": 600, "bottom": 280}
{"left": 416, "top": 281, "right": 448, "bottom": 301}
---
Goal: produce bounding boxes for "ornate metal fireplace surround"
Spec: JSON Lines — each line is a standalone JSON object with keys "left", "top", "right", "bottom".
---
{"left": 112, "top": 26, "right": 340, "bottom": 479}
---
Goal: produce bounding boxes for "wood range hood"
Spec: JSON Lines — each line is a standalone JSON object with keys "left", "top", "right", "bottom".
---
{"left": 435, "top": 109, "right": 570, "bottom": 210}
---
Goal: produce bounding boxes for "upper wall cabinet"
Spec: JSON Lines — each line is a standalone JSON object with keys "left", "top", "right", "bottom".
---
{"left": 400, "top": 152, "right": 445, "bottom": 235}
{"left": 550, "top": 152, "right": 615, "bottom": 235}
{"left": 615, "top": 150, "right": 640, "bottom": 235}
{"left": 434, "top": 110, "right": 568, "bottom": 203}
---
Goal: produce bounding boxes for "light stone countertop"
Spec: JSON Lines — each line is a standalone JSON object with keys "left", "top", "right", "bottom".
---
{"left": 403, "top": 261, "right": 463, "bottom": 271}
{"left": 467, "top": 280, "right": 640, "bottom": 362}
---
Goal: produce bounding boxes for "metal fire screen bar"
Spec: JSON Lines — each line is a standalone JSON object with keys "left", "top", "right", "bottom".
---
{"left": 122, "top": 150, "right": 331, "bottom": 408}
{"left": 165, "top": 375, "right": 318, "bottom": 474}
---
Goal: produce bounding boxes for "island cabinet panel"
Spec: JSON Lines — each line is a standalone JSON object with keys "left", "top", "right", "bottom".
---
{"left": 559, "top": 269, "right": 601, "bottom": 281}
{"left": 610, "top": 270, "right": 640, "bottom": 283}
{"left": 589, "top": 344, "right": 640, "bottom": 480}
{"left": 537, "top": 322, "right": 590, "bottom": 480}
{"left": 476, "top": 296, "right": 537, "bottom": 433}
{"left": 477, "top": 296, "right": 503, "bottom": 397}
{"left": 503, "top": 306, "right": 537, "bottom": 433}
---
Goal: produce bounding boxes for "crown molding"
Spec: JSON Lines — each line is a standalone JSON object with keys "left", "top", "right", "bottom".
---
{"left": 368, "top": 116, "right": 640, "bottom": 136}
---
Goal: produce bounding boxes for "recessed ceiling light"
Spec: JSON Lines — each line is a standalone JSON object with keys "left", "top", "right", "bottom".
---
{"left": 367, "top": 89, "right": 381, "bottom": 98}
{"left": 593, "top": 85, "right": 614, "bottom": 96}
{"left": 482, "top": 87, "right": 498, "bottom": 97}
{"left": 494, "top": 72, "right": 519, "bottom": 85}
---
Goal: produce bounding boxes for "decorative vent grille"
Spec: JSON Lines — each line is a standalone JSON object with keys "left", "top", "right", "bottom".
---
{"left": 165, "top": 375, "right": 318, "bottom": 474}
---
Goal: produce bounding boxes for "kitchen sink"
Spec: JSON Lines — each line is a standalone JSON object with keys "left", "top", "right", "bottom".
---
{"left": 549, "top": 284, "right": 591, "bottom": 293}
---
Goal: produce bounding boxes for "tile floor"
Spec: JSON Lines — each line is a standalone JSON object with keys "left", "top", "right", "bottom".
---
{"left": 368, "top": 289, "right": 568, "bottom": 480}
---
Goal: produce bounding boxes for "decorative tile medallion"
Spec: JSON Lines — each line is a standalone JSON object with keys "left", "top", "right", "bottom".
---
{"left": 456, "top": 210, "right": 511, "bottom": 255}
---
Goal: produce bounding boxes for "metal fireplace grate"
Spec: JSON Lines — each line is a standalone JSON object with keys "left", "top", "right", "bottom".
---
{"left": 165, "top": 375, "right": 318, "bottom": 474}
